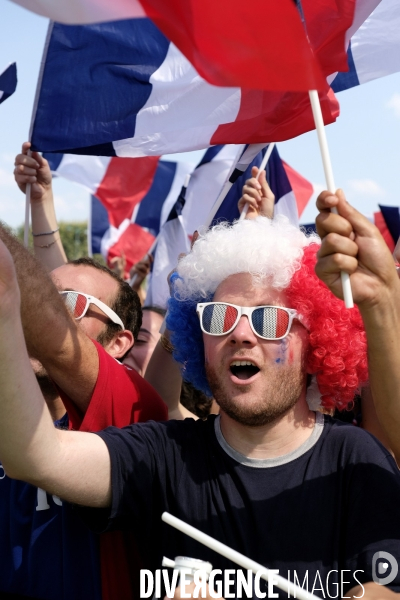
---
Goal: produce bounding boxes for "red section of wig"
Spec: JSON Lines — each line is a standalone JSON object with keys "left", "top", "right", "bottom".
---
{"left": 286, "top": 244, "right": 368, "bottom": 410}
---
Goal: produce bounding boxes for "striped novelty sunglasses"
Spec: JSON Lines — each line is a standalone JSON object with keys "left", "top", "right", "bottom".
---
{"left": 59, "top": 291, "right": 125, "bottom": 330}
{"left": 196, "top": 302, "right": 299, "bottom": 341}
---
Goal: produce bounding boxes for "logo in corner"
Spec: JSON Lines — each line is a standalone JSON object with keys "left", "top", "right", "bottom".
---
{"left": 372, "top": 552, "right": 398, "bottom": 585}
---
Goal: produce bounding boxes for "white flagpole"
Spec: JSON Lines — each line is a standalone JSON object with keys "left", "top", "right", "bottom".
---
{"left": 308, "top": 90, "right": 354, "bottom": 309}
{"left": 239, "top": 142, "right": 275, "bottom": 220}
{"left": 162, "top": 512, "right": 319, "bottom": 600}
{"left": 24, "top": 21, "right": 55, "bottom": 248}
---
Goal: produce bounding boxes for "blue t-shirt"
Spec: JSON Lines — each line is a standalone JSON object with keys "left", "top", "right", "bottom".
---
{"left": 84, "top": 413, "right": 400, "bottom": 599}
{"left": 0, "top": 414, "right": 102, "bottom": 600}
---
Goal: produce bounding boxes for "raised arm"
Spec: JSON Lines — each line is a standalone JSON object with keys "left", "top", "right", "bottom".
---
{"left": 14, "top": 141, "right": 67, "bottom": 271}
{"left": 315, "top": 189, "right": 400, "bottom": 463}
{"left": 0, "top": 237, "right": 110, "bottom": 507}
{"left": 238, "top": 166, "right": 275, "bottom": 219}
{"left": 0, "top": 223, "right": 100, "bottom": 409}
{"left": 145, "top": 331, "right": 197, "bottom": 420}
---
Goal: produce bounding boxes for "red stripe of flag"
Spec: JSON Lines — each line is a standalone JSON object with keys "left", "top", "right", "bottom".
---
{"left": 141, "top": 0, "right": 327, "bottom": 92}
{"left": 107, "top": 223, "right": 155, "bottom": 277}
{"left": 211, "top": 88, "right": 339, "bottom": 146}
{"left": 282, "top": 160, "right": 314, "bottom": 218}
{"left": 96, "top": 156, "right": 159, "bottom": 228}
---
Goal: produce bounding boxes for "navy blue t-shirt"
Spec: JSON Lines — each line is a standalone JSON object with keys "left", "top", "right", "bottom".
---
{"left": 0, "top": 414, "right": 102, "bottom": 600}
{"left": 84, "top": 413, "right": 400, "bottom": 599}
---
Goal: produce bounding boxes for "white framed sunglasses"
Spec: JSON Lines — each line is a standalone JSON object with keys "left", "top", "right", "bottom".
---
{"left": 59, "top": 291, "right": 125, "bottom": 330}
{"left": 197, "top": 302, "right": 299, "bottom": 340}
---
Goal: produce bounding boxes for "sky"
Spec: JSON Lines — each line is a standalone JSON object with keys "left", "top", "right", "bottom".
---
{"left": 1, "top": 1, "right": 400, "bottom": 229}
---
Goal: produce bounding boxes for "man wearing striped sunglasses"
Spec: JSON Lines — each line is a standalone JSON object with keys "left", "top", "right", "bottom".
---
{"left": 0, "top": 191, "right": 399, "bottom": 600}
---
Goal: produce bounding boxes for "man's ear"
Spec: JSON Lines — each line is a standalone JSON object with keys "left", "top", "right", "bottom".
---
{"left": 104, "top": 329, "right": 134, "bottom": 360}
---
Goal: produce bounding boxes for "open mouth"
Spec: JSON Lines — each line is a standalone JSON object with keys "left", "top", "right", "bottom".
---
{"left": 230, "top": 360, "right": 260, "bottom": 381}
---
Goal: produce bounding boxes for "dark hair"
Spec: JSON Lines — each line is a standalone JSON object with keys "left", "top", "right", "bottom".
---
{"left": 142, "top": 305, "right": 166, "bottom": 318}
{"left": 69, "top": 258, "right": 142, "bottom": 356}
{"left": 180, "top": 381, "right": 213, "bottom": 419}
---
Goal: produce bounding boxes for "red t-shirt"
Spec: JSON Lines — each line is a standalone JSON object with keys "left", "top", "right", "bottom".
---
{"left": 61, "top": 340, "right": 167, "bottom": 431}
{"left": 60, "top": 340, "right": 168, "bottom": 600}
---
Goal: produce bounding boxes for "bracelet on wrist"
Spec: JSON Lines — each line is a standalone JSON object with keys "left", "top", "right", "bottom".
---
{"left": 32, "top": 227, "right": 60, "bottom": 237}
{"left": 34, "top": 236, "right": 59, "bottom": 249}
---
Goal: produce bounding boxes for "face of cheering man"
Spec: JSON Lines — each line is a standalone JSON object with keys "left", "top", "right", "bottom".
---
{"left": 50, "top": 263, "right": 133, "bottom": 356}
{"left": 202, "top": 272, "right": 310, "bottom": 427}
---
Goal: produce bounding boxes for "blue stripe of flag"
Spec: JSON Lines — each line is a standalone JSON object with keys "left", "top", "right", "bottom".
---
{"left": 135, "top": 161, "right": 177, "bottom": 236}
{"left": 0, "top": 63, "right": 17, "bottom": 104}
{"left": 31, "top": 19, "right": 169, "bottom": 153}
{"left": 330, "top": 43, "right": 360, "bottom": 93}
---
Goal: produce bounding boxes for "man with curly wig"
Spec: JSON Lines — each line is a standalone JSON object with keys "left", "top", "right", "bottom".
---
{"left": 0, "top": 190, "right": 399, "bottom": 600}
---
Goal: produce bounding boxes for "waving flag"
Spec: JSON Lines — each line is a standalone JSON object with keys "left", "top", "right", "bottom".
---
{"left": 88, "top": 159, "right": 194, "bottom": 275}
{"left": 147, "top": 144, "right": 314, "bottom": 308}
{"left": 0, "top": 63, "right": 17, "bottom": 105}
{"left": 31, "top": 19, "right": 339, "bottom": 157}
{"left": 331, "top": 0, "right": 400, "bottom": 92}
{"left": 45, "top": 153, "right": 159, "bottom": 228}
{"left": 211, "top": 145, "right": 312, "bottom": 227}
{"left": 10, "top": 0, "right": 355, "bottom": 92}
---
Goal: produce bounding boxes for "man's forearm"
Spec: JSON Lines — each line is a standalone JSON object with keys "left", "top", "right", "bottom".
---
{"left": 360, "top": 286, "right": 400, "bottom": 463}
{"left": 0, "top": 273, "right": 111, "bottom": 507}
{"left": 31, "top": 188, "right": 67, "bottom": 271}
{"left": 0, "top": 223, "right": 73, "bottom": 360}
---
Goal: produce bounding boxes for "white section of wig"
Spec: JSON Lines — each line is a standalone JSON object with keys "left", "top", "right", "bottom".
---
{"left": 174, "top": 215, "right": 320, "bottom": 300}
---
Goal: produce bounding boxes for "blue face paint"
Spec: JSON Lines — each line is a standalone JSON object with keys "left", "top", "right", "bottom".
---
{"left": 276, "top": 338, "right": 289, "bottom": 365}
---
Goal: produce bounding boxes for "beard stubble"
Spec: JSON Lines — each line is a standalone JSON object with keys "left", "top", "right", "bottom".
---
{"left": 205, "top": 360, "right": 306, "bottom": 427}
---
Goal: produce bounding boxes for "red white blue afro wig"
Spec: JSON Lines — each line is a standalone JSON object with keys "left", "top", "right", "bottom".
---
{"left": 166, "top": 216, "right": 368, "bottom": 410}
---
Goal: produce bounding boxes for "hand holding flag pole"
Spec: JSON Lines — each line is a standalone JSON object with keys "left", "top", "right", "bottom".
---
{"left": 239, "top": 143, "right": 275, "bottom": 220}
{"left": 308, "top": 90, "right": 354, "bottom": 309}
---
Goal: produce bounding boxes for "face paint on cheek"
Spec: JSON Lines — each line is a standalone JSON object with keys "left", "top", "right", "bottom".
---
{"left": 275, "top": 338, "right": 289, "bottom": 364}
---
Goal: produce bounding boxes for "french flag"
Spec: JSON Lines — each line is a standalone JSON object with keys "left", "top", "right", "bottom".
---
{"left": 97, "top": 159, "right": 194, "bottom": 276}
{"left": 0, "top": 63, "right": 17, "bottom": 105}
{"left": 31, "top": 18, "right": 339, "bottom": 158}
{"left": 331, "top": 0, "right": 400, "bottom": 93}
{"left": 146, "top": 144, "right": 314, "bottom": 308}
{"left": 10, "top": 0, "right": 361, "bottom": 92}
{"left": 45, "top": 153, "right": 193, "bottom": 275}
{"left": 211, "top": 145, "right": 313, "bottom": 227}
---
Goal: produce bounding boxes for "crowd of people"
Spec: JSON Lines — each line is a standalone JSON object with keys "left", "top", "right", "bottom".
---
{"left": 0, "top": 142, "right": 399, "bottom": 600}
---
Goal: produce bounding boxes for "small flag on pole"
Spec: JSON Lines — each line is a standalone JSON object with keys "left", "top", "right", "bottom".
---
{"left": 0, "top": 63, "right": 17, "bottom": 105}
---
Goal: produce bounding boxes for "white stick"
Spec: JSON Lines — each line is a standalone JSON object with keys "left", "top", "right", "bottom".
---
{"left": 239, "top": 142, "right": 275, "bottom": 221}
{"left": 24, "top": 181, "right": 31, "bottom": 248}
{"left": 308, "top": 90, "right": 354, "bottom": 309}
{"left": 24, "top": 22, "right": 55, "bottom": 248}
{"left": 162, "top": 513, "right": 319, "bottom": 600}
